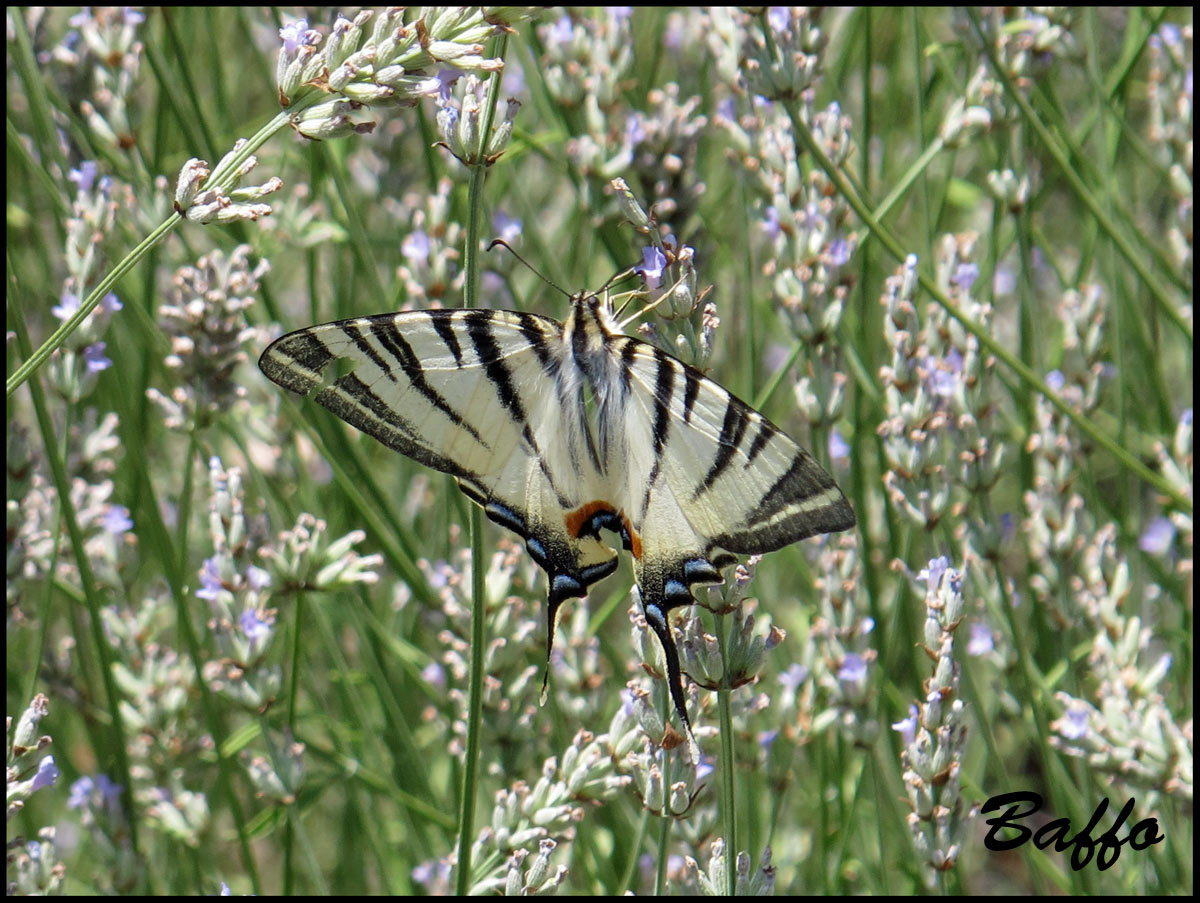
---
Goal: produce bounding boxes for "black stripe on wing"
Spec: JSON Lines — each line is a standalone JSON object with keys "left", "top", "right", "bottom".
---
{"left": 465, "top": 310, "right": 529, "bottom": 423}
{"left": 733, "top": 451, "right": 855, "bottom": 544}
{"left": 326, "top": 369, "right": 474, "bottom": 478}
{"left": 744, "top": 417, "right": 775, "bottom": 465}
{"left": 259, "top": 327, "right": 334, "bottom": 395}
{"left": 344, "top": 318, "right": 486, "bottom": 446}
{"left": 429, "top": 313, "right": 467, "bottom": 367}
{"left": 649, "top": 347, "right": 676, "bottom": 457}
{"left": 694, "top": 397, "right": 750, "bottom": 498}
{"left": 514, "top": 311, "right": 561, "bottom": 375}
{"left": 681, "top": 365, "right": 702, "bottom": 425}
{"left": 463, "top": 310, "right": 578, "bottom": 509}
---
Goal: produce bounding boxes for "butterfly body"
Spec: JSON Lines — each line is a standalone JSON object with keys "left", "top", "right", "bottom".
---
{"left": 261, "top": 292, "right": 855, "bottom": 756}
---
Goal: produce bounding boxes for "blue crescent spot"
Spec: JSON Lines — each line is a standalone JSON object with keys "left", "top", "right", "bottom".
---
{"left": 663, "top": 578, "right": 693, "bottom": 606}
{"left": 525, "top": 535, "right": 549, "bottom": 565}
{"left": 552, "top": 573, "right": 584, "bottom": 599}
{"left": 580, "top": 558, "right": 618, "bottom": 583}
{"left": 683, "top": 558, "right": 721, "bottom": 583}
{"left": 486, "top": 502, "right": 526, "bottom": 534}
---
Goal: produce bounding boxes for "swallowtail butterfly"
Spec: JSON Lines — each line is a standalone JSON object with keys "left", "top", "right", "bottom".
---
{"left": 260, "top": 290, "right": 855, "bottom": 757}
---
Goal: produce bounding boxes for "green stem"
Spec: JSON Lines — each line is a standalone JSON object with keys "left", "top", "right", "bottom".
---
{"left": 10, "top": 288, "right": 140, "bottom": 857}
{"left": 714, "top": 609, "right": 738, "bottom": 896}
{"left": 454, "top": 38, "right": 508, "bottom": 895}
{"left": 7, "top": 108, "right": 302, "bottom": 399}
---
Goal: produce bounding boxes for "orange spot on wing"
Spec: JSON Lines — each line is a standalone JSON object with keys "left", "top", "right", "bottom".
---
{"left": 565, "top": 500, "right": 643, "bottom": 560}
{"left": 565, "top": 500, "right": 615, "bottom": 537}
{"left": 625, "top": 518, "right": 643, "bottom": 560}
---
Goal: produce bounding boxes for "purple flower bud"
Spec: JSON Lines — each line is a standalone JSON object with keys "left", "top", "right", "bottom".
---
{"left": 892, "top": 704, "right": 920, "bottom": 745}
{"left": 1138, "top": 516, "right": 1176, "bottom": 557}
{"left": 1059, "top": 705, "right": 1090, "bottom": 740}
{"left": 31, "top": 756, "right": 59, "bottom": 792}
{"left": 52, "top": 292, "right": 81, "bottom": 322}
{"left": 102, "top": 504, "right": 133, "bottom": 535}
{"left": 68, "top": 161, "right": 99, "bottom": 193}
{"left": 402, "top": 231, "right": 431, "bottom": 262}
{"left": 918, "top": 556, "right": 949, "bottom": 589}
{"left": 240, "top": 608, "right": 271, "bottom": 641}
{"left": 635, "top": 246, "right": 667, "bottom": 290}
{"left": 83, "top": 342, "right": 112, "bottom": 373}
{"left": 196, "top": 557, "right": 223, "bottom": 602}
{"left": 278, "top": 19, "right": 310, "bottom": 55}
{"left": 966, "top": 621, "right": 994, "bottom": 656}
{"left": 828, "top": 429, "right": 850, "bottom": 459}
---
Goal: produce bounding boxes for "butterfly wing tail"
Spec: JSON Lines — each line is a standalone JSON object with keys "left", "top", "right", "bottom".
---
{"left": 640, "top": 593, "right": 702, "bottom": 763}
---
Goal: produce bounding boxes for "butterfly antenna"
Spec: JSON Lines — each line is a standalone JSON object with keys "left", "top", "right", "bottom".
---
{"left": 488, "top": 239, "right": 570, "bottom": 300}
{"left": 600, "top": 264, "right": 640, "bottom": 294}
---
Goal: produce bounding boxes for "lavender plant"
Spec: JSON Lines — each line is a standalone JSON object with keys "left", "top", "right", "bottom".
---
{"left": 7, "top": 6, "right": 1191, "bottom": 896}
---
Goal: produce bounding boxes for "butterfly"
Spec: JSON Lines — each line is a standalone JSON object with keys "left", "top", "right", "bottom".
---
{"left": 260, "top": 289, "right": 855, "bottom": 758}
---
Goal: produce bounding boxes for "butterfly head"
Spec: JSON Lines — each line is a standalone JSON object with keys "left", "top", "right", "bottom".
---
{"left": 564, "top": 290, "right": 621, "bottom": 345}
